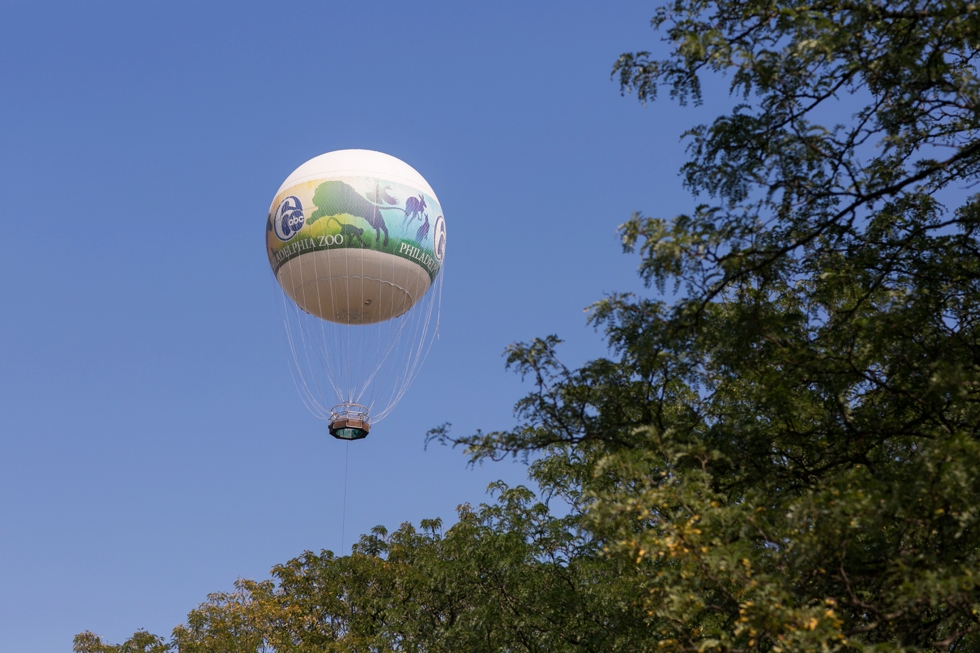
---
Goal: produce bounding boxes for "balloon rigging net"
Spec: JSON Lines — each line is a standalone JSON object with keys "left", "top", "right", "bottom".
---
{"left": 278, "top": 260, "right": 443, "bottom": 437}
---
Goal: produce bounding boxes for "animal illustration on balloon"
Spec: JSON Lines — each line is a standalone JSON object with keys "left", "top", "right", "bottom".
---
{"left": 415, "top": 213, "right": 430, "bottom": 243}
{"left": 266, "top": 149, "right": 447, "bottom": 441}
{"left": 403, "top": 194, "right": 426, "bottom": 226}
{"left": 323, "top": 216, "right": 368, "bottom": 248}
{"left": 308, "top": 180, "right": 393, "bottom": 246}
{"left": 366, "top": 183, "right": 399, "bottom": 207}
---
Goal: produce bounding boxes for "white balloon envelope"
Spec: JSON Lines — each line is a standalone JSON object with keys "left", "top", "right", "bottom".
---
{"left": 266, "top": 149, "right": 446, "bottom": 439}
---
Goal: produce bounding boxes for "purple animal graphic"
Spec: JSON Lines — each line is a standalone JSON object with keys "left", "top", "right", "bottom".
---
{"left": 403, "top": 194, "right": 426, "bottom": 226}
{"left": 415, "top": 214, "right": 430, "bottom": 243}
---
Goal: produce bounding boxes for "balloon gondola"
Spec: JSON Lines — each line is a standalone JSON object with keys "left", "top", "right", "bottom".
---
{"left": 328, "top": 404, "right": 371, "bottom": 441}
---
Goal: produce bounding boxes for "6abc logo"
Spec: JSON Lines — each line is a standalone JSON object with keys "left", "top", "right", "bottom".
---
{"left": 433, "top": 215, "right": 447, "bottom": 262}
{"left": 273, "top": 196, "right": 305, "bottom": 242}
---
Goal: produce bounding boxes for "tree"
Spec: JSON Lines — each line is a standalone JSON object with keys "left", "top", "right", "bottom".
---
{"left": 78, "top": 1, "right": 980, "bottom": 651}
{"left": 445, "top": 0, "right": 980, "bottom": 649}
{"left": 73, "top": 630, "right": 171, "bottom": 653}
{"left": 78, "top": 488, "right": 648, "bottom": 653}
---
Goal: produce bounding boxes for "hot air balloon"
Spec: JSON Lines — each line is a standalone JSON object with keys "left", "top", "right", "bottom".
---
{"left": 267, "top": 150, "right": 447, "bottom": 440}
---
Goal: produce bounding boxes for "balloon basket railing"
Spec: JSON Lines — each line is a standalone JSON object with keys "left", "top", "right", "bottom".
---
{"left": 329, "top": 404, "right": 371, "bottom": 441}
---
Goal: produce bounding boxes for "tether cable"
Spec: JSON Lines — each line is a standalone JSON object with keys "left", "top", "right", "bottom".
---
{"left": 341, "top": 440, "right": 349, "bottom": 554}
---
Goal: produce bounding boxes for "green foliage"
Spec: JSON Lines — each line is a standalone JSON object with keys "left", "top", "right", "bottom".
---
{"left": 73, "top": 630, "right": 171, "bottom": 653}
{"left": 79, "top": 490, "right": 646, "bottom": 653}
{"left": 77, "top": 1, "right": 980, "bottom": 651}
{"left": 448, "top": 1, "right": 980, "bottom": 649}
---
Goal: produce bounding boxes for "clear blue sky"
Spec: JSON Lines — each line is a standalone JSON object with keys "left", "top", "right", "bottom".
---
{"left": 0, "top": 2, "right": 721, "bottom": 649}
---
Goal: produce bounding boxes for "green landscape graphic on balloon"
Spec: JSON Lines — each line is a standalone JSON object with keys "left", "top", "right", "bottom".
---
{"left": 266, "top": 176, "right": 445, "bottom": 281}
